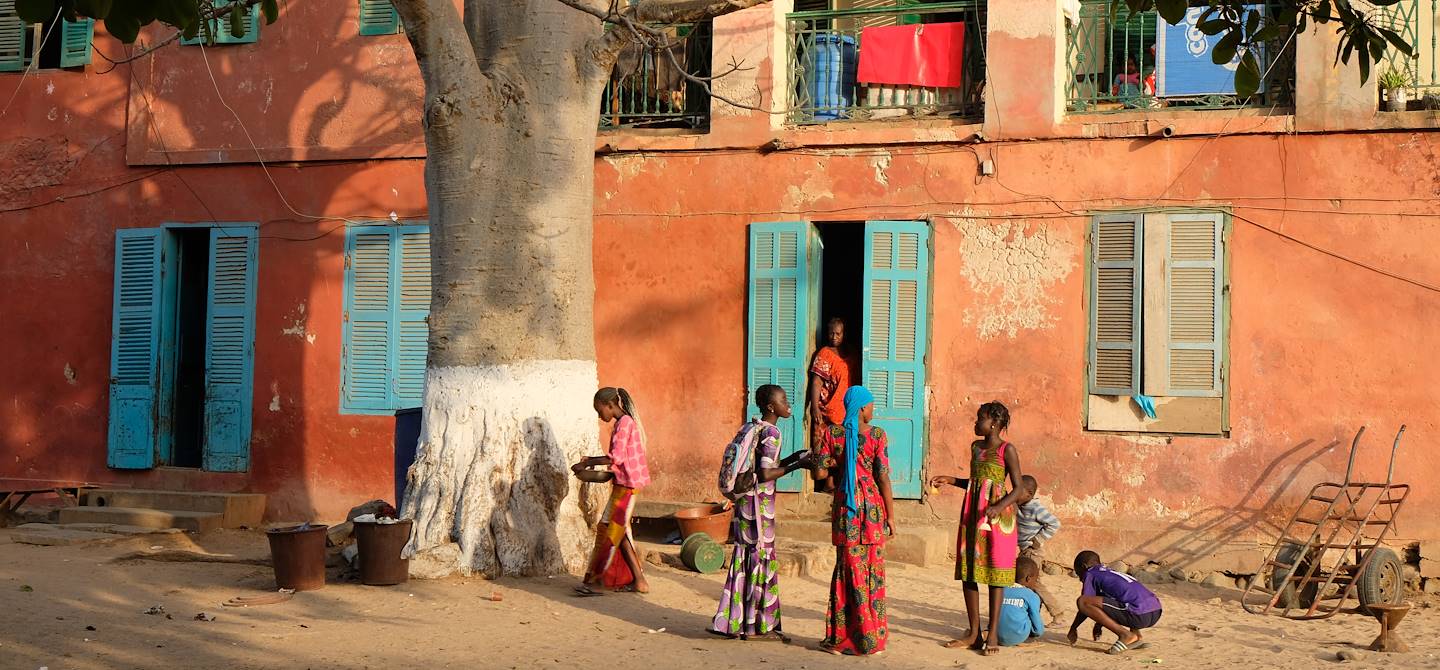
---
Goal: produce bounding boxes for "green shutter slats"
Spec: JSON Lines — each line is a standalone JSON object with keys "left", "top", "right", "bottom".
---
{"left": 0, "top": 0, "right": 25, "bottom": 72}
{"left": 862, "top": 221, "right": 930, "bottom": 500}
{"left": 342, "top": 224, "right": 430, "bottom": 413}
{"left": 202, "top": 226, "right": 258, "bottom": 472}
{"left": 1089, "top": 214, "right": 1142, "bottom": 396}
{"left": 59, "top": 18, "right": 92, "bottom": 68}
{"left": 358, "top": 0, "right": 401, "bottom": 36}
{"left": 747, "top": 222, "right": 811, "bottom": 492}
{"left": 1165, "top": 213, "right": 1224, "bottom": 397}
{"left": 107, "top": 228, "right": 166, "bottom": 470}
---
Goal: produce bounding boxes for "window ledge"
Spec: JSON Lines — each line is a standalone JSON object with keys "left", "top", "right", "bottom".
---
{"left": 1062, "top": 108, "right": 1294, "bottom": 140}
{"left": 1086, "top": 394, "right": 1225, "bottom": 436}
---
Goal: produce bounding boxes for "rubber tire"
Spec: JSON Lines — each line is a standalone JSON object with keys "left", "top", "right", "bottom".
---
{"left": 1271, "top": 543, "right": 1317, "bottom": 610}
{"left": 1357, "top": 547, "right": 1404, "bottom": 614}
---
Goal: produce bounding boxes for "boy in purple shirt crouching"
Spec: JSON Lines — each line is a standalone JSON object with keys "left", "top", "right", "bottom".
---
{"left": 1067, "top": 550, "right": 1163, "bottom": 655}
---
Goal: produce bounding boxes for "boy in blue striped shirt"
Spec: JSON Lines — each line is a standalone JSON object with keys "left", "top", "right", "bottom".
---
{"left": 1017, "top": 475, "right": 1064, "bottom": 623}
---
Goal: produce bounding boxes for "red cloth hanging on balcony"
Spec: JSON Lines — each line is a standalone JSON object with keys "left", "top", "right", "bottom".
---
{"left": 855, "top": 22, "right": 966, "bottom": 88}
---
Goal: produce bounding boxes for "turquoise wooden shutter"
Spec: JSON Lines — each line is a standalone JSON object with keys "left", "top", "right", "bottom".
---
{"left": 862, "top": 221, "right": 929, "bottom": 500}
{"left": 1163, "top": 212, "right": 1224, "bottom": 397}
{"left": 746, "top": 222, "right": 809, "bottom": 492}
{"left": 0, "top": 1, "right": 25, "bottom": 72}
{"left": 107, "top": 229, "right": 165, "bottom": 470}
{"left": 202, "top": 226, "right": 258, "bottom": 472}
{"left": 358, "top": 0, "right": 400, "bottom": 35}
{"left": 394, "top": 225, "right": 430, "bottom": 407}
{"left": 1089, "top": 214, "right": 1142, "bottom": 396}
{"left": 215, "top": 0, "right": 260, "bottom": 44}
{"left": 59, "top": 18, "right": 92, "bottom": 67}
{"left": 343, "top": 226, "right": 395, "bottom": 412}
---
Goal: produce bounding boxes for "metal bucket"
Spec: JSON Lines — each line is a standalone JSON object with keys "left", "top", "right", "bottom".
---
{"left": 266, "top": 524, "right": 328, "bottom": 591}
{"left": 354, "top": 519, "right": 413, "bottom": 586}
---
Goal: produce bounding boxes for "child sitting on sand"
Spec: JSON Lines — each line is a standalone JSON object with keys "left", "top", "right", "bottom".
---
{"left": 1068, "top": 551, "right": 1164, "bottom": 655}
{"left": 997, "top": 557, "right": 1045, "bottom": 647}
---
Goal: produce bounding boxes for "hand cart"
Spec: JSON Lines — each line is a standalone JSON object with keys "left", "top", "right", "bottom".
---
{"left": 1241, "top": 426, "right": 1409, "bottom": 620}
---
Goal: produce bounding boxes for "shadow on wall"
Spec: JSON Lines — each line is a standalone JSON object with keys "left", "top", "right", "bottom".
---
{"left": 1118, "top": 438, "right": 1340, "bottom": 571}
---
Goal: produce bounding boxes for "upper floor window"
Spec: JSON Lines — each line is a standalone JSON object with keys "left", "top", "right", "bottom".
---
{"left": 600, "top": 20, "right": 712, "bottom": 131}
{"left": 786, "top": 0, "right": 987, "bottom": 124}
{"left": 1374, "top": 1, "right": 1438, "bottom": 111}
{"left": 180, "top": 0, "right": 260, "bottom": 46}
{"left": 359, "top": 0, "right": 401, "bottom": 36}
{"left": 0, "top": 0, "right": 93, "bottom": 72}
{"left": 1065, "top": 0, "right": 1295, "bottom": 113}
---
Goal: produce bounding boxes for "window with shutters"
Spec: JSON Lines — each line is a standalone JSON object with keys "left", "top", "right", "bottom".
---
{"left": 341, "top": 223, "right": 431, "bottom": 414}
{"left": 358, "top": 0, "right": 401, "bottom": 36}
{"left": 1086, "top": 211, "right": 1229, "bottom": 435}
{"left": 180, "top": 0, "right": 260, "bottom": 46}
{"left": 0, "top": 0, "right": 93, "bottom": 72}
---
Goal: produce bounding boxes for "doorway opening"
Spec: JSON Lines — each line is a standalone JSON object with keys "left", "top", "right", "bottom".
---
{"left": 168, "top": 228, "right": 210, "bottom": 468}
{"left": 815, "top": 221, "right": 865, "bottom": 353}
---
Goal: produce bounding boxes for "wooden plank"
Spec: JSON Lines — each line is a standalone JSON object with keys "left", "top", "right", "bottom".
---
{"left": 1086, "top": 394, "right": 1224, "bottom": 434}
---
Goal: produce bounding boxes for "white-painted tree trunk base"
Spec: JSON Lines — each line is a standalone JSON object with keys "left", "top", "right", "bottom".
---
{"left": 402, "top": 360, "right": 599, "bottom": 578}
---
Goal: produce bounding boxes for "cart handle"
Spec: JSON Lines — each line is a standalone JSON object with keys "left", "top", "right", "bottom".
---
{"left": 1386, "top": 425, "right": 1407, "bottom": 486}
{"left": 1343, "top": 426, "right": 1366, "bottom": 486}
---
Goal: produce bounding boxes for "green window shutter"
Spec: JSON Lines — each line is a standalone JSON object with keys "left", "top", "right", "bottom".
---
{"left": 393, "top": 225, "right": 430, "bottom": 408}
{"left": 358, "top": 0, "right": 400, "bottom": 36}
{"left": 343, "top": 226, "right": 396, "bottom": 413}
{"left": 747, "top": 222, "right": 811, "bottom": 492}
{"left": 862, "top": 221, "right": 930, "bottom": 500}
{"left": 59, "top": 18, "right": 93, "bottom": 67}
{"left": 1089, "top": 213, "right": 1142, "bottom": 396}
{"left": 1162, "top": 212, "right": 1224, "bottom": 397}
{"left": 107, "top": 228, "right": 166, "bottom": 470}
{"left": 202, "top": 226, "right": 259, "bottom": 472}
{"left": 215, "top": 0, "right": 260, "bottom": 44}
{"left": 0, "top": 1, "right": 25, "bottom": 72}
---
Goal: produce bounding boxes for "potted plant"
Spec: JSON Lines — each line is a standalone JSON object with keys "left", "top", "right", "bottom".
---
{"left": 1380, "top": 69, "right": 1412, "bottom": 112}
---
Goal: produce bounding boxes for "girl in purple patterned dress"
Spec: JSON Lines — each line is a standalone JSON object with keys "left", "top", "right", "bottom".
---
{"left": 709, "top": 385, "right": 811, "bottom": 642}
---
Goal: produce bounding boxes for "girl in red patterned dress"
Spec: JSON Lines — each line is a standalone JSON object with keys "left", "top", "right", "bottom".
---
{"left": 810, "top": 386, "right": 894, "bottom": 656}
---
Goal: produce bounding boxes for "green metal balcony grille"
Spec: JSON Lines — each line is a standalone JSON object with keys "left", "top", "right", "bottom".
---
{"left": 600, "top": 21, "right": 712, "bottom": 130}
{"left": 786, "top": 2, "right": 987, "bottom": 124}
{"left": 1065, "top": 0, "right": 1295, "bottom": 113}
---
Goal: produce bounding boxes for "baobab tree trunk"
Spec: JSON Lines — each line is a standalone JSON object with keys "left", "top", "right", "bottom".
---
{"left": 390, "top": 0, "right": 765, "bottom": 577}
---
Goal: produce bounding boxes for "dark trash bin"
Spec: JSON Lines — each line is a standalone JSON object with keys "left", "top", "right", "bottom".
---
{"left": 266, "top": 524, "right": 328, "bottom": 591}
{"left": 394, "top": 407, "right": 422, "bottom": 514}
{"left": 354, "top": 519, "right": 413, "bottom": 586}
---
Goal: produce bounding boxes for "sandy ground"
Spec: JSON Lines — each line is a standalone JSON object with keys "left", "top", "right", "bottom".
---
{"left": 2, "top": 528, "right": 1439, "bottom": 670}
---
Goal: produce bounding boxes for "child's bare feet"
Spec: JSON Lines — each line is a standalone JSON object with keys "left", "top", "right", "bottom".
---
{"left": 942, "top": 631, "right": 979, "bottom": 649}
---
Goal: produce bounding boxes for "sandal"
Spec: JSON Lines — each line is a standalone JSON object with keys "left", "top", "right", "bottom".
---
{"left": 572, "top": 585, "right": 603, "bottom": 597}
{"left": 1107, "top": 640, "right": 1132, "bottom": 655}
{"left": 707, "top": 629, "right": 740, "bottom": 640}
{"left": 747, "top": 631, "right": 792, "bottom": 644}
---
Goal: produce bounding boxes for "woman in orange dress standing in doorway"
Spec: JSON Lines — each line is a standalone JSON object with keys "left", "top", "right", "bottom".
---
{"left": 809, "top": 317, "right": 859, "bottom": 458}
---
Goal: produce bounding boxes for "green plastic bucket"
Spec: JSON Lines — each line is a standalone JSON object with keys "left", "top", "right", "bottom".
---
{"left": 680, "top": 532, "right": 727, "bottom": 574}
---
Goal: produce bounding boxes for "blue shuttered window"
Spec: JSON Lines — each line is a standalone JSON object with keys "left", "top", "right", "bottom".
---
{"left": 358, "top": 0, "right": 401, "bottom": 36}
{"left": 746, "top": 222, "right": 811, "bottom": 492}
{"left": 107, "top": 229, "right": 166, "bottom": 469}
{"left": 0, "top": 1, "right": 22, "bottom": 72}
{"left": 342, "top": 224, "right": 430, "bottom": 414}
{"left": 182, "top": 0, "right": 260, "bottom": 45}
{"left": 202, "top": 227, "right": 259, "bottom": 472}
{"left": 59, "top": 18, "right": 93, "bottom": 67}
{"left": 862, "top": 221, "right": 930, "bottom": 500}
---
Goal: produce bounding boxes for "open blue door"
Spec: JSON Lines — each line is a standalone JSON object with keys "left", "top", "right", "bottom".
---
{"left": 747, "top": 222, "right": 814, "bottom": 492}
{"left": 107, "top": 229, "right": 166, "bottom": 469}
{"left": 862, "top": 221, "right": 930, "bottom": 499}
{"left": 202, "top": 226, "right": 258, "bottom": 472}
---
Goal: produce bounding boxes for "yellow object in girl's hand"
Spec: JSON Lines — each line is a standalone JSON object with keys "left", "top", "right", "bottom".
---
{"left": 928, "top": 486, "right": 940, "bottom": 495}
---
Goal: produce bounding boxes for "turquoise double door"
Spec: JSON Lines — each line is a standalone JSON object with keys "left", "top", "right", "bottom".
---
{"left": 746, "top": 221, "right": 931, "bottom": 499}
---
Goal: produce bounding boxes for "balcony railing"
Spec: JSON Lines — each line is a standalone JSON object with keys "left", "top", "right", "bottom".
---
{"left": 599, "top": 21, "right": 712, "bottom": 131}
{"left": 1377, "top": 0, "right": 1440, "bottom": 107}
{"left": 786, "top": 2, "right": 987, "bottom": 124}
{"left": 1065, "top": 0, "right": 1295, "bottom": 113}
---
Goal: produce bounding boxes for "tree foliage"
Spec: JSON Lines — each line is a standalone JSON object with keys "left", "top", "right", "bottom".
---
{"left": 1114, "top": 0, "right": 1415, "bottom": 96}
{"left": 15, "top": 0, "right": 276, "bottom": 44}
